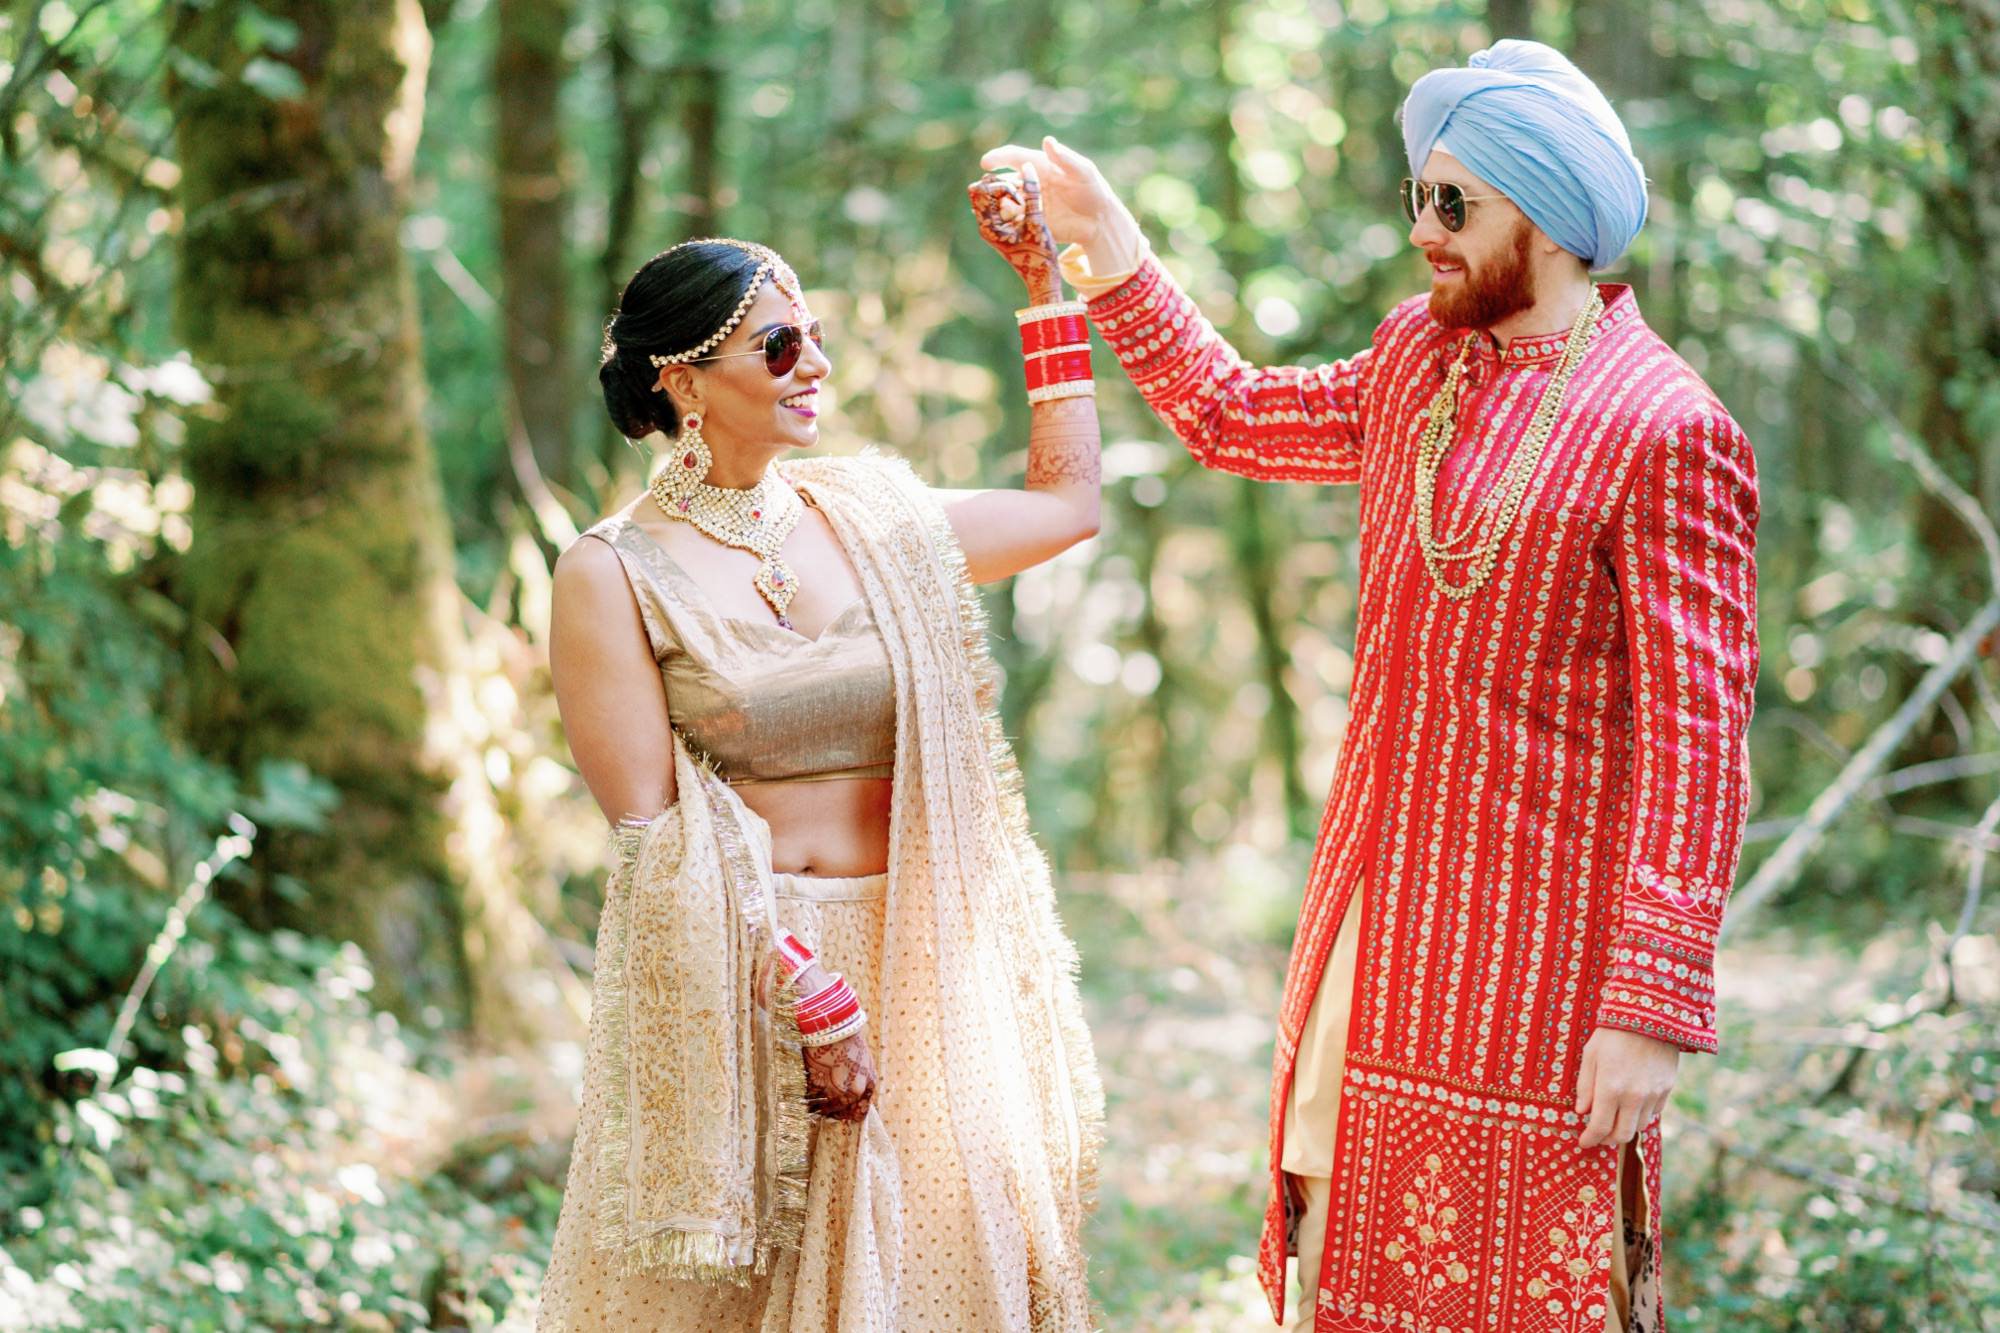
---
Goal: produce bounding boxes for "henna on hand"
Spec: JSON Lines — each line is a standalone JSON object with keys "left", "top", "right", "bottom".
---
{"left": 802, "top": 1032, "right": 877, "bottom": 1122}
{"left": 968, "top": 169, "right": 1061, "bottom": 305}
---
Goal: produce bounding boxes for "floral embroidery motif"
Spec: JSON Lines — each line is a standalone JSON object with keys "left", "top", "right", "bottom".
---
{"left": 1524, "top": 1183, "right": 1615, "bottom": 1333}
{"left": 1383, "top": 1152, "right": 1472, "bottom": 1330}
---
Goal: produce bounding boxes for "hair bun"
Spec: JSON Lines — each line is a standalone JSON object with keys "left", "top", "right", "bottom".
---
{"left": 599, "top": 353, "right": 669, "bottom": 440}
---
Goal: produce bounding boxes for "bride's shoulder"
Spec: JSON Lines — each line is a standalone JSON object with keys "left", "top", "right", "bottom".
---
{"left": 782, "top": 449, "right": 920, "bottom": 495}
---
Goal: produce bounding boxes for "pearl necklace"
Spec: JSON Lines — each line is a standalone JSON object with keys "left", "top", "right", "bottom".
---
{"left": 649, "top": 468, "right": 805, "bottom": 628}
{"left": 1412, "top": 291, "right": 1604, "bottom": 601}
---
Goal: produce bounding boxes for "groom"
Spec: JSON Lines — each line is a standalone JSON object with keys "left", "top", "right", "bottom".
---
{"left": 988, "top": 40, "right": 1758, "bottom": 1333}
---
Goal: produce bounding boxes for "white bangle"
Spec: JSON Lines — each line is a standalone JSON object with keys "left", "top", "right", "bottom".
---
{"left": 1026, "top": 379, "right": 1096, "bottom": 405}
{"left": 798, "top": 1010, "right": 868, "bottom": 1047}
{"left": 1015, "top": 301, "right": 1088, "bottom": 324}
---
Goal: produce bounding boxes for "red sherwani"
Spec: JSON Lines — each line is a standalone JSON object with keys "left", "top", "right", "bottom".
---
{"left": 1085, "top": 258, "right": 1759, "bottom": 1331}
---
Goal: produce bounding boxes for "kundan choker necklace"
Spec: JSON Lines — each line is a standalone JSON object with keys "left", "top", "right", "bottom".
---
{"left": 1412, "top": 290, "right": 1604, "bottom": 601}
{"left": 649, "top": 412, "right": 805, "bottom": 627}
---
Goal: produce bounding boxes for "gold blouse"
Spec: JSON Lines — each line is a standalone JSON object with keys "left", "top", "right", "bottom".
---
{"left": 582, "top": 515, "right": 896, "bottom": 784}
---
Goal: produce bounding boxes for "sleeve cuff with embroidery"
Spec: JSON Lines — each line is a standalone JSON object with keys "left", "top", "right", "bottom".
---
{"left": 1594, "top": 866, "right": 1725, "bottom": 1053}
{"left": 1058, "top": 235, "right": 1150, "bottom": 301}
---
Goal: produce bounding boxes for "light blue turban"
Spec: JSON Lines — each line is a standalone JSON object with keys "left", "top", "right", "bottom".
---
{"left": 1399, "top": 40, "right": 1647, "bottom": 270}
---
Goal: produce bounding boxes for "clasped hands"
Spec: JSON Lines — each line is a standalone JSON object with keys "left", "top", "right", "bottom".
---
{"left": 969, "top": 136, "right": 1142, "bottom": 296}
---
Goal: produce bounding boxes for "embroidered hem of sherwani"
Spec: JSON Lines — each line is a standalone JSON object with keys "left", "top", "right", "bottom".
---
{"left": 536, "top": 453, "right": 1104, "bottom": 1332}
{"left": 1086, "top": 258, "right": 1759, "bottom": 1332}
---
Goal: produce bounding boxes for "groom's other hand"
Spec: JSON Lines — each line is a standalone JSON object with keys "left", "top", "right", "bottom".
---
{"left": 980, "top": 136, "right": 1140, "bottom": 274}
{"left": 1573, "top": 1026, "right": 1680, "bottom": 1149}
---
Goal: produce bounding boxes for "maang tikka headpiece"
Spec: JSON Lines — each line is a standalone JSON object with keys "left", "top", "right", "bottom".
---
{"left": 646, "top": 239, "right": 805, "bottom": 388}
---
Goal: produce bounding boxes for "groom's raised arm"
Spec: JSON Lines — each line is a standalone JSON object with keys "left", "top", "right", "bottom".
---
{"left": 1086, "top": 256, "right": 1371, "bottom": 486}
{"left": 984, "top": 136, "right": 1371, "bottom": 486}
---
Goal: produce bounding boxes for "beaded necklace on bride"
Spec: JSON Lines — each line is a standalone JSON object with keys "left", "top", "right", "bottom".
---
{"left": 645, "top": 240, "right": 809, "bottom": 629}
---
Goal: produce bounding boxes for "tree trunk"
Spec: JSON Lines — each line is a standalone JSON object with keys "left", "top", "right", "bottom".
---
{"left": 1486, "top": 0, "right": 1534, "bottom": 40}
{"left": 1572, "top": 0, "right": 1665, "bottom": 101}
{"left": 678, "top": 0, "right": 721, "bottom": 236}
{"left": 1132, "top": 490, "right": 1185, "bottom": 858}
{"left": 497, "top": 0, "right": 572, "bottom": 488}
{"left": 1212, "top": 0, "right": 1312, "bottom": 840}
{"left": 1925, "top": 0, "right": 2000, "bottom": 579}
{"left": 169, "top": 0, "right": 537, "bottom": 1035}
{"left": 599, "top": 0, "right": 651, "bottom": 315}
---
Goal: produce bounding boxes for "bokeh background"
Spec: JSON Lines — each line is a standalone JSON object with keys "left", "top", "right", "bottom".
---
{"left": 4, "top": 0, "right": 1998, "bottom": 1327}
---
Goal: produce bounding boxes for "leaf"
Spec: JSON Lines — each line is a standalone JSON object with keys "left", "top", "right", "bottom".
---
{"left": 53, "top": 1046, "right": 117, "bottom": 1077}
{"left": 167, "top": 49, "right": 224, "bottom": 91}
{"left": 241, "top": 759, "right": 337, "bottom": 834}
{"left": 241, "top": 57, "right": 305, "bottom": 102}
{"left": 234, "top": 8, "right": 301, "bottom": 56}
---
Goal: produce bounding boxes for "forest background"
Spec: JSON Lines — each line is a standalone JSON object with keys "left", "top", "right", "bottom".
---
{"left": 4, "top": 0, "right": 1999, "bottom": 1327}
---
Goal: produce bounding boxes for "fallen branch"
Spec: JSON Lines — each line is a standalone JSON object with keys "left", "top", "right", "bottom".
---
{"left": 1680, "top": 1121, "right": 2000, "bottom": 1235}
{"left": 1727, "top": 595, "right": 2000, "bottom": 936}
{"left": 1727, "top": 340, "right": 2000, "bottom": 935}
{"left": 1944, "top": 792, "right": 2000, "bottom": 1006}
{"left": 54, "top": 814, "right": 258, "bottom": 1091}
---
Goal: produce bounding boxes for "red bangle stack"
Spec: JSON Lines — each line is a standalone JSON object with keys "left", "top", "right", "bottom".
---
{"left": 795, "top": 973, "right": 866, "bottom": 1047}
{"left": 1017, "top": 301, "right": 1095, "bottom": 405}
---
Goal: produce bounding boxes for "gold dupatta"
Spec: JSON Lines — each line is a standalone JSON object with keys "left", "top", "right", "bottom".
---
{"left": 590, "top": 744, "right": 810, "bottom": 1278}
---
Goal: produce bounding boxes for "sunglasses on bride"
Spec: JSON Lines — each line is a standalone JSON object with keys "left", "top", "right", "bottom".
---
{"left": 1399, "top": 179, "right": 1506, "bottom": 232}
{"left": 685, "top": 320, "right": 826, "bottom": 377}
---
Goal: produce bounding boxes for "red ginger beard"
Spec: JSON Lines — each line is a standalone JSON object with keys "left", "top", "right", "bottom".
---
{"left": 1427, "top": 214, "right": 1538, "bottom": 332}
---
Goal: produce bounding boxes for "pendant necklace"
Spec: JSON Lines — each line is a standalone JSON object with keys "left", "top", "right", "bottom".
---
{"left": 649, "top": 412, "right": 805, "bottom": 628}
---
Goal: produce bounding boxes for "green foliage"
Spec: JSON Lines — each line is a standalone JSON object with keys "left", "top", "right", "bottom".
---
{"left": 1667, "top": 957, "right": 2000, "bottom": 1332}
{"left": 0, "top": 500, "right": 234, "bottom": 1180}
{"left": 1, "top": 936, "right": 551, "bottom": 1331}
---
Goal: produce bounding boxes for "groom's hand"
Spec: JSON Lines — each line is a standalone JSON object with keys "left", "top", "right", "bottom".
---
{"left": 1574, "top": 1026, "right": 1679, "bottom": 1149}
{"left": 980, "top": 136, "right": 1138, "bottom": 264}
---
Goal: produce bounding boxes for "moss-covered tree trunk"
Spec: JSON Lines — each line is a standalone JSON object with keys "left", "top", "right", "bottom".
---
{"left": 169, "top": 0, "right": 528, "bottom": 1031}
{"left": 677, "top": 0, "right": 721, "bottom": 236}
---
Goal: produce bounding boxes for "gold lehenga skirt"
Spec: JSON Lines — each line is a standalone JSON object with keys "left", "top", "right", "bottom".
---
{"left": 541, "top": 870, "right": 1028, "bottom": 1330}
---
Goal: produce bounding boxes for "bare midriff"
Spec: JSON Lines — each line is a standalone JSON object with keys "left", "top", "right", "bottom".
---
{"left": 736, "top": 775, "right": 894, "bottom": 877}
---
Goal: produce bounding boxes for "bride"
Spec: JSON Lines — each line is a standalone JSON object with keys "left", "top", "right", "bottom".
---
{"left": 535, "top": 171, "right": 1105, "bottom": 1331}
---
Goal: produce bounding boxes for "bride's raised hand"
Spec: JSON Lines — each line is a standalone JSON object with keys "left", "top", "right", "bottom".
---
{"left": 968, "top": 163, "right": 1061, "bottom": 302}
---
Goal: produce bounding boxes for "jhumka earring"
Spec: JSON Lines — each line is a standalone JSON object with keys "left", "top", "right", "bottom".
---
{"left": 654, "top": 412, "right": 713, "bottom": 513}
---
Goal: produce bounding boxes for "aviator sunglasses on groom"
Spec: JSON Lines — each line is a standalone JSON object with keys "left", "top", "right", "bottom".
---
{"left": 1400, "top": 177, "right": 1507, "bottom": 232}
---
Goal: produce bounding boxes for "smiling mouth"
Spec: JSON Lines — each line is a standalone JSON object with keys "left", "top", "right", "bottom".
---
{"left": 1431, "top": 262, "right": 1465, "bottom": 278}
{"left": 780, "top": 393, "right": 816, "bottom": 418}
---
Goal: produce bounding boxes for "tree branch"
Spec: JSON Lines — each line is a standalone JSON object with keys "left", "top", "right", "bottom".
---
{"left": 1728, "top": 596, "right": 2000, "bottom": 935}
{"left": 1727, "top": 342, "right": 2000, "bottom": 935}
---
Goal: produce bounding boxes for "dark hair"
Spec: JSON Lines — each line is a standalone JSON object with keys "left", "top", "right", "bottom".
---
{"left": 598, "top": 241, "right": 769, "bottom": 440}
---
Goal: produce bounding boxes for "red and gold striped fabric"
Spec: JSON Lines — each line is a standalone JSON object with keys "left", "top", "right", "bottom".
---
{"left": 1087, "top": 257, "right": 1759, "bottom": 1331}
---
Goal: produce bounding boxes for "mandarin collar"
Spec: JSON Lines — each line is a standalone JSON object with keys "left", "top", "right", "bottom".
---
{"left": 1464, "top": 283, "right": 1640, "bottom": 370}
